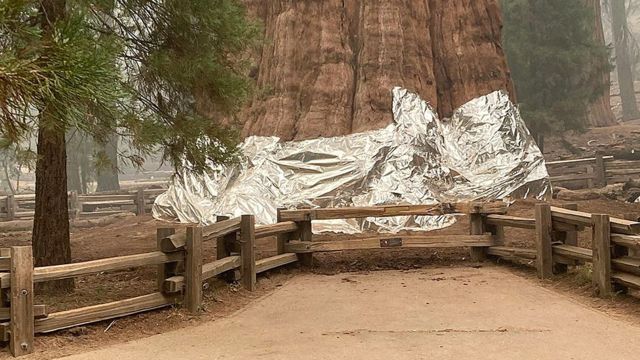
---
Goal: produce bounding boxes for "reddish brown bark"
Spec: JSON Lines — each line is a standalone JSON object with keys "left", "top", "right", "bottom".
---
{"left": 428, "top": 0, "right": 515, "bottom": 118}
{"left": 242, "top": 0, "right": 515, "bottom": 140}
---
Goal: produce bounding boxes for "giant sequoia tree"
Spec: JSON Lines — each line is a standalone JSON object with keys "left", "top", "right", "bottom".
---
{"left": 0, "top": 0, "right": 259, "bottom": 290}
{"left": 241, "top": 0, "right": 515, "bottom": 140}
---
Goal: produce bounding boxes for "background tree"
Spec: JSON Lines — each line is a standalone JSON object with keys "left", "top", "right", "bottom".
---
{"left": 610, "top": 0, "right": 640, "bottom": 120}
{"left": 502, "top": 0, "right": 614, "bottom": 148}
{"left": 67, "top": 131, "right": 95, "bottom": 194}
{"left": 95, "top": 135, "right": 120, "bottom": 192}
{"left": 585, "top": 0, "right": 617, "bottom": 126}
{"left": 0, "top": 0, "right": 260, "bottom": 291}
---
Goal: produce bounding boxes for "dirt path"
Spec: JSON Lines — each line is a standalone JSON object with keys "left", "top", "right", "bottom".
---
{"left": 58, "top": 266, "right": 640, "bottom": 360}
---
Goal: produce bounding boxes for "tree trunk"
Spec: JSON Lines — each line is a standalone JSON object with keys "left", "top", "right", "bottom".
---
{"left": 2, "top": 161, "right": 15, "bottom": 195}
{"left": 612, "top": 0, "right": 640, "bottom": 120}
{"left": 66, "top": 132, "right": 83, "bottom": 194}
{"left": 33, "top": 0, "right": 73, "bottom": 292}
{"left": 428, "top": 0, "right": 515, "bottom": 118}
{"left": 33, "top": 115, "right": 73, "bottom": 291}
{"left": 96, "top": 135, "right": 120, "bottom": 192}
{"left": 586, "top": 0, "right": 617, "bottom": 127}
{"left": 242, "top": 0, "right": 515, "bottom": 140}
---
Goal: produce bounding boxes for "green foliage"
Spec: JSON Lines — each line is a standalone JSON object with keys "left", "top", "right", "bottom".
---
{"left": 0, "top": 0, "right": 261, "bottom": 172}
{"left": 502, "top": 0, "right": 613, "bottom": 136}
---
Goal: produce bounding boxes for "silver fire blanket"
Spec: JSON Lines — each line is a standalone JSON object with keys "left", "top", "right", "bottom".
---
{"left": 153, "top": 88, "right": 550, "bottom": 232}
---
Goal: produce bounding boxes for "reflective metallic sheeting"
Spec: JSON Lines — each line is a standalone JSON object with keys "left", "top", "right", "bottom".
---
{"left": 153, "top": 88, "right": 550, "bottom": 232}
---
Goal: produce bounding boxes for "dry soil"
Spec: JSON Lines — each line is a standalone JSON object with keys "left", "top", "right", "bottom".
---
{"left": 58, "top": 266, "right": 640, "bottom": 360}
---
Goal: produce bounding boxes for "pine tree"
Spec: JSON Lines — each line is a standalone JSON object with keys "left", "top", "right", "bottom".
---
{"left": 502, "top": 0, "right": 613, "bottom": 141}
{"left": 0, "top": 0, "right": 260, "bottom": 291}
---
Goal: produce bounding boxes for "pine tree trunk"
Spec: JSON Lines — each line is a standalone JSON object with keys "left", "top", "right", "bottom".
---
{"left": 96, "top": 135, "right": 120, "bottom": 192}
{"left": 33, "top": 116, "right": 73, "bottom": 292}
{"left": 33, "top": 0, "right": 73, "bottom": 292}
{"left": 612, "top": 0, "right": 640, "bottom": 120}
{"left": 585, "top": 0, "right": 617, "bottom": 127}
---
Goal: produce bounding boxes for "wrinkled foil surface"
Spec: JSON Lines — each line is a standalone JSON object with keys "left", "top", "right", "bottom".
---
{"left": 153, "top": 88, "right": 550, "bottom": 232}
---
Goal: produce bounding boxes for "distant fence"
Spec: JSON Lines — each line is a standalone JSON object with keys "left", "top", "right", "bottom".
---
{"left": 0, "top": 187, "right": 167, "bottom": 222}
{"left": 547, "top": 154, "right": 640, "bottom": 189}
{"left": 1, "top": 200, "right": 639, "bottom": 356}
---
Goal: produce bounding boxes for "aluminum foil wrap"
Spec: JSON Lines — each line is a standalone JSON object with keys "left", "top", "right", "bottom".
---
{"left": 153, "top": 88, "right": 550, "bottom": 232}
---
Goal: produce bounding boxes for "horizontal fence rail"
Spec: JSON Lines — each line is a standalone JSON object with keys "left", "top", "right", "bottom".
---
{"left": 278, "top": 202, "right": 508, "bottom": 221}
{"left": 285, "top": 234, "right": 495, "bottom": 253}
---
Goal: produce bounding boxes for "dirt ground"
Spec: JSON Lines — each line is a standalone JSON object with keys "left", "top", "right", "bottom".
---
{"left": 544, "top": 120, "right": 640, "bottom": 160}
{"left": 57, "top": 267, "right": 640, "bottom": 360}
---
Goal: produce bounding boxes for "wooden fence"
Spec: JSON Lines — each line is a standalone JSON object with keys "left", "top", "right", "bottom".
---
{"left": 1, "top": 200, "right": 639, "bottom": 356}
{"left": 0, "top": 212, "right": 302, "bottom": 356}
{"left": 547, "top": 154, "right": 640, "bottom": 189}
{"left": 484, "top": 204, "right": 640, "bottom": 295}
{"left": 0, "top": 187, "right": 166, "bottom": 222}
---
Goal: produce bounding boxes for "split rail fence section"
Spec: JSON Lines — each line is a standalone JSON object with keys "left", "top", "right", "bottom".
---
{"left": 0, "top": 187, "right": 165, "bottom": 222}
{"left": 485, "top": 204, "right": 640, "bottom": 295}
{"left": 0, "top": 213, "right": 301, "bottom": 357}
{"left": 2, "top": 201, "right": 640, "bottom": 356}
{"left": 547, "top": 154, "right": 640, "bottom": 188}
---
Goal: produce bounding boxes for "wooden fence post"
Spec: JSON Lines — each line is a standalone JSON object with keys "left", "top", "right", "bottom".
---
{"left": 6, "top": 195, "right": 16, "bottom": 221}
{"left": 586, "top": 166, "right": 594, "bottom": 188}
{"left": 469, "top": 210, "right": 487, "bottom": 261}
{"left": 156, "top": 227, "right": 177, "bottom": 292}
{"left": 135, "top": 188, "right": 146, "bottom": 216}
{"left": 185, "top": 226, "right": 203, "bottom": 313}
{"left": 240, "top": 215, "right": 256, "bottom": 291}
{"left": 535, "top": 203, "right": 553, "bottom": 279}
{"left": 295, "top": 220, "right": 313, "bottom": 266}
{"left": 594, "top": 153, "right": 607, "bottom": 187}
{"left": 10, "top": 246, "right": 34, "bottom": 357}
{"left": 592, "top": 214, "right": 612, "bottom": 297}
